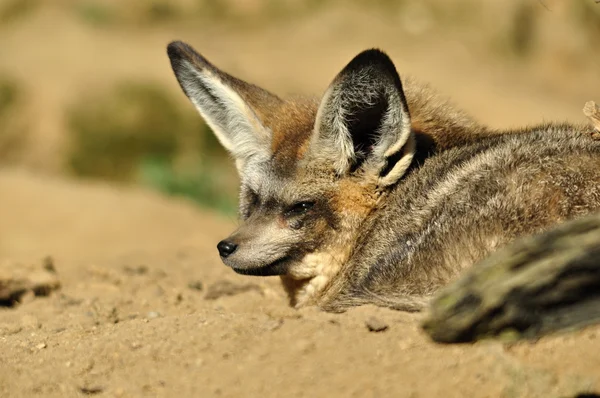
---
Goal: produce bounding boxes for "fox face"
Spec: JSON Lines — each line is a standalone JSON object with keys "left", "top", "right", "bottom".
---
{"left": 167, "top": 42, "right": 415, "bottom": 304}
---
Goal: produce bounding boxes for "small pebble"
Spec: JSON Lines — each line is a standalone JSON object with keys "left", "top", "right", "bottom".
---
{"left": 131, "top": 341, "right": 142, "bottom": 350}
{"left": 365, "top": 316, "right": 389, "bottom": 332}
{"left": 146, "top": 311, "right": 161, "bottom": 320}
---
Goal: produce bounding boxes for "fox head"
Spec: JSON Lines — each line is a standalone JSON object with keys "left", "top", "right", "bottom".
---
{"left": 167, "top": 42, "right": 415, "bottom": 301}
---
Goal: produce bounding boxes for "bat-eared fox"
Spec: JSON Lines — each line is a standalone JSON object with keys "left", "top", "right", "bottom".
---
{"left": 167, "top": 41, "right": 600, "bottom": 312}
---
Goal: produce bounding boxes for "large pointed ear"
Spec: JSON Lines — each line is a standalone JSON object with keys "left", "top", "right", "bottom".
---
{"left": 167, "top": 41, "right": 282, "bottom": 170}
{"left": 311, "top": 49, "right": 415, "bottom": 187}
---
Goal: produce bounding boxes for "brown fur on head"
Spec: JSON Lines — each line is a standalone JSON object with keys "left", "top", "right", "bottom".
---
{"left": 168, "top": 42, "right": 417, "bottom": 305}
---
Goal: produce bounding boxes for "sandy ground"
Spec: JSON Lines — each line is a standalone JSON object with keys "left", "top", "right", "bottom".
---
{"left": 2, "top": 3, "right": 600, "bottom": 397}
{"left": 1, "top": 169, "right": 599, "bottom": 398}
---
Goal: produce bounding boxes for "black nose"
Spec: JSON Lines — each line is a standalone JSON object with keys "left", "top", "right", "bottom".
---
{"left": 217, "top": 240, "right": 238, "bottom": 258}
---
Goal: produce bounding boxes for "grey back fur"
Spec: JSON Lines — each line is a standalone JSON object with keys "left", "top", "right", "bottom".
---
{"left": 321, "top": 125, "right": 600, "bottom": 311}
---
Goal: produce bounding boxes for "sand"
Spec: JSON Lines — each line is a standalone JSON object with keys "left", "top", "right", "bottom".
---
{"left": 1, "top": 169, "right": 599, "bottom": 398}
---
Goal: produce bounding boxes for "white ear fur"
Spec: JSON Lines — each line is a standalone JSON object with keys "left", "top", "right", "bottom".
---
{"left": 168, "top": 42, "right": 275, "bottom": 171}
{"left": 312, "top": 84, "right": 356, "bottom": 174}
{"left": 177, "top": 60, "right": 271, "bottom": 164}
{"left": 368, "top": 95, "right": 415, "bottom": 187}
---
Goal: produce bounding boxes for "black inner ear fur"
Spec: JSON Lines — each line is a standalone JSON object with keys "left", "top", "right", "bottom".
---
{"left": 346, "top": 93, "right": 388, "bottom": 173}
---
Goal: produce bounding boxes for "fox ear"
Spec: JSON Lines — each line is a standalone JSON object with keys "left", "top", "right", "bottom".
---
{"left": 312, "top": 49, "right": 415, "bottom": 187}
{"left": 167, "top": 41, "right": 282, "bottom": 170}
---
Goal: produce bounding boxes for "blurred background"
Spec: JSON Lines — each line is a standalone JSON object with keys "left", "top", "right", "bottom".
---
{"left": 0, "top": 0, "right": 599, "bottom": 215}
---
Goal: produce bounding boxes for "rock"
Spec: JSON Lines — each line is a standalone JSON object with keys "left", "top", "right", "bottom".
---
{"left": 0, "top": 259, "right": 61, "bottom": 306}
{"left": 204, "top": 280, "right": 261, "bottom": 300}
{"left": 365, "top": 316, "right": 389, "bottom": 332}
{"left": 423, "top": 213, "right": 600, "bottom": 343}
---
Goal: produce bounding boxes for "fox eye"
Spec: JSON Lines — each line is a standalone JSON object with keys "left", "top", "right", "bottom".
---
{"left": 248, "top": 190, "right": 259, "bottom": 207}
{"left": 285, "top": 201, "right": 315, "bottom": 217}
{"left": 242, "top": 190, "right": 260, "bottom": 219}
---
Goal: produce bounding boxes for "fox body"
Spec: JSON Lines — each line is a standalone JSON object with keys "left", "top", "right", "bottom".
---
{"left": 167, "top": 42, "right": 600, "bottom": 312}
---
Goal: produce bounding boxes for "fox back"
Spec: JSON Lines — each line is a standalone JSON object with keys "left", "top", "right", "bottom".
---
{"left": 167, "top": 42, "right": 600, "bottom": 312}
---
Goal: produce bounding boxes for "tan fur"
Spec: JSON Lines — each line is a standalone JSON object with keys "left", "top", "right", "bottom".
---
{"left": 269, "top": 99, "right": 318, "bottom": 169}
{"left": 281, "top": 177, "right": 383, "bottom": 307}
{"left": 282, "top": 249, "right": 348, "bottom": 307}
{"left": 333, "top": 179, "right": 380, "bottom": 215}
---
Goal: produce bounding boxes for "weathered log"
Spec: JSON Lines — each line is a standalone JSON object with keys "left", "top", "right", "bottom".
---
{"left": 422, "top": 213, "right": 600, "bottom": 343}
